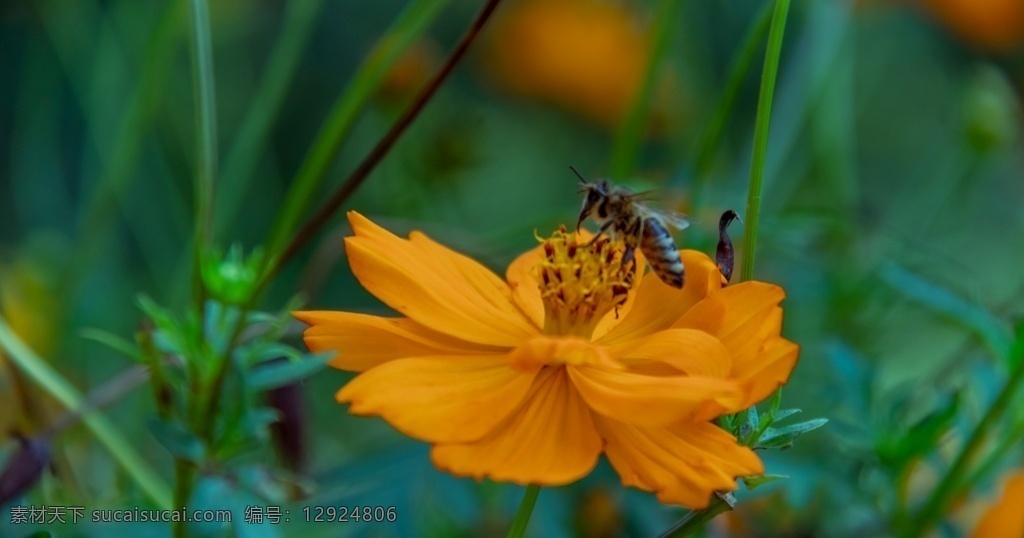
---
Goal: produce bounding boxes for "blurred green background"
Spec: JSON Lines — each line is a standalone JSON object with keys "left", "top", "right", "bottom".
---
{"left": 2, "top": 0, "right": 1024, "bottom": 536}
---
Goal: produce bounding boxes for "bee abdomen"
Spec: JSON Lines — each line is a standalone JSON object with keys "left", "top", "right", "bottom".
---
{"left": 641, "top": 218, "right": 685, "bottom": 288}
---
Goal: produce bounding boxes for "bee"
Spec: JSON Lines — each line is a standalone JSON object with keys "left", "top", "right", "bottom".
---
{"left": 572, "top": 167, "right": 690, "bottom": 288}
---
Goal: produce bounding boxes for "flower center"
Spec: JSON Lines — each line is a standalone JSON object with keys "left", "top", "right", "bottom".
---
{"left": 534, "top": 226, "right": 635, "bottom": 338}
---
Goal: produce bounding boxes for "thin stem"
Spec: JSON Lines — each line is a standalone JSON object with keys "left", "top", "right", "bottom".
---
{"left": 691, "top": 1, "right": 773, "bottom": 182}
{"left": 187, "top": 0, "right": 218, "bottom": 324}
{"left": 739, "top": 0, "right": 791, "bottom": 283}
{"left": 905, "top": 337, "right": 1024, "bottom": 536}
{"left": 608, "top": 0, "right": 679, "bottom": 180}
{"left": 188, "top": 0, "right": 218, "bottom": 250}
{"left": 215, "top": 0, "right": 325, "bottom": 236}
{"left": 268, "top": 0, "right": 504, "bottom": 278}
{"left": 262, "top": 0, "right": 450, "bottom": 262}
{"left": 172, "top": 460, "right": 196, "bottom": 538}
{"left": 0, "top": 316, "right": 173, "bottom": 510}
{"left": 658, "top": 493, "right": 735, "bottom": 537}
{"left": 507, "top": 485, "right": 541, "bottom": 538}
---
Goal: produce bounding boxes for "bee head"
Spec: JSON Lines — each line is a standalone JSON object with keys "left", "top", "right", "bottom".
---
{"left": 575, "top": 181, "right": 609, "bottom": 232}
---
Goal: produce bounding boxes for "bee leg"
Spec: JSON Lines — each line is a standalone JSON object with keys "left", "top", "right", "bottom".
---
{"left": 585, "top": 219, "right": 616, "bottom": 246}
{"left": 620, "top": 245, "right": 638, "bottom": 279}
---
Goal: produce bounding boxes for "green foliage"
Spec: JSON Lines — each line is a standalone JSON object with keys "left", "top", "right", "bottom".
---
{"left": 3, "top": 0, "right": 1024, "bottom": 536}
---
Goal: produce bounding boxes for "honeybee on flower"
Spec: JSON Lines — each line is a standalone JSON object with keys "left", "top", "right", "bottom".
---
{"left": 573, "top": 167, "right": 690, "bottom": 289}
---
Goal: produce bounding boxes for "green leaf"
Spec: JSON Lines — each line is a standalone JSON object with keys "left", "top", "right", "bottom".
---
{"left": 247, "top": 353, "right": 333, "bottom": 391}
{"left": 79, "top": 328, "right": 142, "bottom": 362}
{"left": 148, "top": 419, "right": 205, "bottom": 463}
{"left": 772, "top": 408, "right": 802, "bottom": 423}
{"left": 769, "top": 387, "right": 783, "bottom": 416}
{"left": 879, "top": 262, "right": 1014, "bottom": 363}
{"left": 878, "top": 394, "right": 960, "bottom": 470}
{"left": 758, "top": 418, "right": 829, "bottom": 449}
{"left": 741, "top": 474, "right": 788, "bottom": 490}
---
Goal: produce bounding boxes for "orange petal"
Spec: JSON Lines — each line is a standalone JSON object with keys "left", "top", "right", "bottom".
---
{"left": 675, "top": 281, "right": 783, "bottom": 337}
{"left": 568, "top": 364, "right": 744, "bottom": 426}
{"left": 737, "top": 336, "right": 799, "bottom": 410}
{"left": 595, "top": 250, "right": 722, "bottom": 344}
{"left": 609, "top": 328, "right": 732, "bottom": 378}
{"left": 596, "top": 418, "right": 764, "bottom": 509}
{"left": 294, "top": 311, "right": 501, "bottom": 372}
{"left": 336, "top": 355, "right": 536, "bottom": 444}
{"left": 344, "top": 212, "right": 538, "bottom": 346}
{"left": 431, "top": 367, "right": 602, "bottom": 485}
{"left": 973, "top": 470, "right": 1024, "bottom": 538}
{"left": 505, "top": 244, "right": 545, "bottom": 329}
{"left": 674, "top": 281, "right": 799, "bottom": 408}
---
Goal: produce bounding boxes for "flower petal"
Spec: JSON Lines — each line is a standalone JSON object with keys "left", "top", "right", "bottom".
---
{"left": 972, "top": 470, "right": 1024, "bottom": 538}
{"left": 431, "top": 367, "right": 602, "bottom": 485}
{"left": 336, "top": 355, "right": 536, "bottom": 444}
{"left": 344, "top": 212, "right": 538, "bottom": 346}
{"left": 674, "top": 281, "right": 799, "bottom": 408}
{"left": 609, "top": 328, "right": 732, "bottom": 378}
{"left": 294, "top": 311, "right": 501, "bottom": 372}
{"left": 568, "top": 364, "right": 744, "bottom": 426}
{"left": 596, "top": 418, "right": 764, "bottom": 509}
{"left": 505, "top": 244, "right": 545, "bottom": 330}
{"left": 595, "top": 250, "right": 722, "bottom": 344}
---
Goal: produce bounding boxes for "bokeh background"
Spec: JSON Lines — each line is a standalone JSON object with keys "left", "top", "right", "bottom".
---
{"left": 2, "top": 0, "right": 1024, "bottom": 536}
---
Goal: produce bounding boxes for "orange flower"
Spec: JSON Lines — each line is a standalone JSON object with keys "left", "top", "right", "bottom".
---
{"left": 484, "top": 0, "right": 655, "bottom": 128}
{"left": 971, "top": 470, "right": 1024, "bottom": 538}
{"left": 919, "top": 0, "right": 1024, "bottom": 52}
{"left": 296, "top": 212, "right": 799, "bottom": 508}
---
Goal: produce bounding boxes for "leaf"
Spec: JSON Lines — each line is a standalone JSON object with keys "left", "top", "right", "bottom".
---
{"left": 879, "top": 262, "right": 1014, "bottom": 363}
{"left": 772, "top": 408, "right": 802, "bottom": 423}
{"left": 148, "top": 419, "right": 206, "bottom": 463}
{"left": 758, "top": 418, "right": 829, "bottom": 449}
{"left": 878, "top": 394, "right": 959, "bottom": 469}
{"left": 248, "top": 353, "right": 333, "bottom": 391}
{"left": 741, "top": 474, "right": 788, "bottom": 490}
{"left": 78, "top": 328, "right": 142, "bottom": 362}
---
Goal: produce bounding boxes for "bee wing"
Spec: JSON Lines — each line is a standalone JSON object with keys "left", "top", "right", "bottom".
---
{"left": 653, "top": 208, "right": 691, "bottom": 231}
{"left": 632, "top": 200, "right": 690, "bottom": 231}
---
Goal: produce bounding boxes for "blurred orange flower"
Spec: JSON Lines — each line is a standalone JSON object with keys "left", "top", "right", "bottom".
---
{"left": 971, "top": 470, "right": 1024, "bottom": 538}
{"left": 484, "top": 0, "right": 654, "bottom": 128}
{"left": 919, "top": 0, "right": 1024, "bottom": 52}
{"left": 296, "top": 212, "right": 798, "bottom": 508}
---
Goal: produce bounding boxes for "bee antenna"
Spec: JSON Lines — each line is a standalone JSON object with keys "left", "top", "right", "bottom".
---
{"left": 569, "top": 165, "right": 587, "bottom": 185}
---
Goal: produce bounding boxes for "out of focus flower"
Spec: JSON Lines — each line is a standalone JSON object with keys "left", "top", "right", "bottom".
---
{"left": 0, "top": 252, "right": 60, "bottom": 435}
{"left": 377, "top": 39, "right": 441, "bottom": 103}
{"left": 919, "top": 0, "right": 1024, "bottom": 52}
{"left": 296, "top": 213, "right": 798, "bottom": 508}
{"left": 971, "top": 470, "right": 1024, "bottom": 538}
{"left": 484, "top": 0, "right": 657, "bottom": 128}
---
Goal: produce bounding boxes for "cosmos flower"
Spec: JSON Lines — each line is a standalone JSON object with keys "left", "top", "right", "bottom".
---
{"left": 919, "top": 0, "right": 1024, "bottom": 52}
{"left": 295, "top": 212, "right": 798, "bottom": 508}
{"left": 483, "top": 0, "right": 662, "bottom": 128}
{"left": 971, "top": 470, "right": 1024, "bottom": 538}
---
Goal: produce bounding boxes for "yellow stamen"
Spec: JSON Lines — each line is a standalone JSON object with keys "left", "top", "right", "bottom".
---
{"left": 534, "top": 226, "right": 635, "bottom": 338}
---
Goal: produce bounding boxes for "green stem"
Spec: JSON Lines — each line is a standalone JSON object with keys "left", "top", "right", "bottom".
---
{"left": 187, "top": 0, "right": 218, "bottom": 321}
{"left": 739, "top": 0, "right": 791, "bottom": 283}
{"left": 658, "top": 493, "right": 735, "bottom": 537}
{"left": 269, "top": 0, "right": 504, "bottom": 276}
{"left": 691, "top": 1, "right": 773, "bottom": 183}
{"left": 905, "top": 336, "right": 1024, "bottom": 536}
{"left": 507, "top": 485, "right": 541, "bottom": 538}
{"left": 187, "top": 0, "right": 218, "bottom": 250}
{"left": 608, "top": 0, "right": 679, "bottom": 180}
{"left": 263, "top": 0, "right": 449, "bottom": 261}
{"left": 215, "top": 0, "right": 325, "bottom": 237}
{"left": 172, "top": 459, "right": 196, "bottom": 538}
{"left": 0, "top": 316, "right": 173, "bottom": 510}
